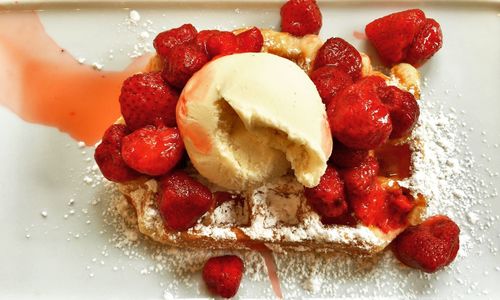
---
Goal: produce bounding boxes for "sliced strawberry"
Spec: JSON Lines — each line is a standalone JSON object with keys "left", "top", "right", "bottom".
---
{"left": 121, "top": 126, "right": 184, "bottom": 176}
{"left": 313, "top": 37, "right": 363, "bottom": 81}
{"left": 206, "top": 31, "right": 239, "bottom": 58}
{"left": 392, "top": 215, "right": 460, "bottom": 273}
{"left": 236, "top": 27, "right": 264, "bottom": 53}
{"left": 153, "top": 24, "right": 198, "bottom": 58}
{"left": 280, "top": 0, "right": 322, "bottom": 37}
{"left": 304, "top": 166, "right": 348, "bottom": 218}
{"left": 158, "top": 171, "right": 213, "bottom": 231}
{"left": 119, "top": 72, "right": 179, "bottom": 131}
{"left": 310, "top": 66, "right": 353, "bottom": 106}
{"left": 94, "top": 124, "right": 140, "bottom": 182}
{"left": 365, "top": 9, "right": 426, "bottom": 66}
{"left": 378, "top": 85, "right": 420, "bottom": 139}
{"left": 329, "top": 76, "right": 392, "bottom": 150}
{"left": 202, "top": 255, "right": 244, "bottom": 298}
{"left": 162, "top": 44, "right": 209, "bottom": 89}
{"left": 406, "top": 18, "right": 443, "bottom": 66}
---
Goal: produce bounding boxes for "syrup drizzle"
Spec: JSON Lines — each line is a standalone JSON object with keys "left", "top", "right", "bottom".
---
{"left": 0, "top": 11, "right": 150, "bottom": 145}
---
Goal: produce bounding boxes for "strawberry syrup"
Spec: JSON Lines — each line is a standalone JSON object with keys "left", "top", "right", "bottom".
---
{"left": 0, "top": 11, "right": 149, "bottom": 145}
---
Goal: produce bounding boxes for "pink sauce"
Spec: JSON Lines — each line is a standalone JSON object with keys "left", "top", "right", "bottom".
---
{"left": 353, "top": 30, "right": 367, "bottom": 40}
{"left": 246, "top": 243, "right": 284, "bottom": 299}
{"left": 0, "top": 11, "right": 149, "bottom": 145}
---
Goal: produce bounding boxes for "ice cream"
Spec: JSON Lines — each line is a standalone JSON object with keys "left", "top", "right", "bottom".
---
{"left": 176, "top": 52, "right": 332, "bottom": 190}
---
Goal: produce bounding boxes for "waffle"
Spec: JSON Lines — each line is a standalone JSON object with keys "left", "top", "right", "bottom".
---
{"left": 116, "top": 29, "right": 425, "bottom": 255}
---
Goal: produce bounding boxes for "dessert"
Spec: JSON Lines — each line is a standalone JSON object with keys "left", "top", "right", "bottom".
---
{"left": 94, "top": 0, "right": 458, "bottom": 297}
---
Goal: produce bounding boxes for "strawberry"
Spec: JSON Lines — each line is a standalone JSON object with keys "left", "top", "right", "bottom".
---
{"left": 392, "top": 215, "right": 460, "bottom": 273}
{"left": 119, "top": 72, "right": 179, "bottom": 131}
{"left": 162, "top": 43, "right": 209, "bottom": 89}
{"left": 153, "top": 24, "right": 197, "bottom": 58}
{"left": 157, "top": 171, "right": 213, "bottom": 231}
{"left": 236, "top": 27, "right": 264, "bottom": 53}
{"left": 121, "top": 126, "right": 185, "bottom": 176}
{"left": 195, "top": 29, "right": 221, "bottom": 54}
{"left": 202, "top": 255, "right": 244, "bottom": 298}
{"left": 280, "top": 0, "right": 322, "bottom": 37}
{"left": 329, "top": 139, "right": 369, "bottom": 169}
{"left": 206, "top": 31, "right": 239, "bottom": 58}
{"left": 321, "top": 212, "right": 357, "bottom": 227}
{"left": 329, "top": 76, "right": 392, "bottom": 150}
{"left": 304, "top": 166, "right": 348, "bottom": 218}
{"left": 214, "top": 191, "right": 245, "bottom": 207}
{"left": 310, "top": 66, "right": 353, "bottom": 106}
{"left": 406, "top": 18, "right": 443, "bottom": 66}
{"left": 341, "top": 156, "right": 379, "bottom": 196}
{"left": 365, "top": 9, "right": 426, "bottom": 66}
{"left": 349, "top": 180, "right": 414, "bottom": 233}
{"left": 378, "top": 85, "right": 420, "bottom": 139}
{"left": 313, "top": 37, "right": 362, "bottom": 81}
{"left": 94, "top": 124, "right": 140, "bottom": 182}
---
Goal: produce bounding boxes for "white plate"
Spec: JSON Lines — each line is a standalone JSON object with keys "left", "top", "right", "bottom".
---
{"left": 1, "top": 1, "right": 499, "bottom": 299}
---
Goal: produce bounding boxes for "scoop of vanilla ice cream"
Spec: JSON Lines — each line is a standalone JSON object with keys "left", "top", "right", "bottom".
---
{"left": 176, "top": 52, "right": 332, "bottom": 190}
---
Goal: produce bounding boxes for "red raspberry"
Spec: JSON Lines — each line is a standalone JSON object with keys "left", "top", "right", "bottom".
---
{"left": 365, "top": 9, "right": 426, "bottom": 66}
{"left": 280, "top": 0, "right": 322, "bottom": 37}
{"left": 304, "top": 166, "right": 348, "bottom": 218}
{"left": 330, "top": 139, "right": 369, "bottom": 169}
{"left": 162, "top": 44, "right": 209, "bottom": 89}
{"left": 313, "top": 37, "right": 362, "bottom": 81}
{"left": 153, "top": 24, "right": 197, "bottom": 58}
{"left": 206, "top": 31, "right": 239, "bottom": 58}
{"left": 378, "top": 86, "right": 420, "bottom": 139}
{"left": 121, "top": 126, "right": 185, "bottom": 176}
{"left": 341, "top": 156, "right": 379, "bottom": 196}
{"left": 157, "top": 171, "right": 213, "bottom": 231}
{"left": 236, "top": 27, "right": 264, "bottom": 53}
{"left": 202, "top": 255, "right": 244, "bottom": 298}
{"left": 119, "top": 72, "right": 179, "bottom": 131}
{"left": 329, "top": 76, "right": 392, "bottom": 150}
{"left": 195, "top": 29, "right": 221, "bottom": 54}
{"left": 310, "top": 66, "right": 353, "bottom": 106}
{"left": 94, "top": 124, "right": 139, "bottom": 182}
{"left": 406, "top": 18, "right": 443, "bottom": 66}
{"left": 392, "top": 215, "right": 460, "bottom": 273}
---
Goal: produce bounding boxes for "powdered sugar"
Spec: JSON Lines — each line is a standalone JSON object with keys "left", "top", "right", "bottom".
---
{"left": 87, "top": 84, "right": 500, "bottom": 298}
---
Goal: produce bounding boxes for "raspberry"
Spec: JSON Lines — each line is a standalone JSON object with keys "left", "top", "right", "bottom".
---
{"left": 341, "top": 156, "right": 379, "bottom": 196}
{"left": 365, "top": 9, "right": 426, "bottom": 66}
{"left": 310, "top": 66, "right": 353, "bottom": 106}
{"left": 195, "top": 29, "right": 221, "bottom": 54}
{"left": 206, "top": 31, "right": 239, "bottom": 58}
{"left": 202, "top": 255, "right": 244, "bottom": 298}
{"left": 329, "top": 76, "right": 392, "bottom": 150}
{"left": 94, "top": 124, "right": 139, "bottom": 182}
{"left": 407, "top": 18, "right": 443, "bottom": 66}
{"left": 313, "top": 37, "right": 363, "bottom": 81}
{"left": 280, "top": 0, "right": 322, "bottom": 37}
{"left": 378, "top": 85, "right": 420, "bottom": 139}
{"left": 349, "top": 181, "right": 415, "bottom": 233}
{"left": 392, "top": 215, "right": 460, "bottom": 273}
{"left": 330, "top": 139, "right": 370, "bottom": 169}
{"left": 121, "top": 126, "right": 185, "bottom": 176}
{"left": 236, "top": 27, "right": 264, "bottom": 53}
{"left": 119, "top": 72, "right": 179, "bottom": 131}
{"left": 157, "top": 171, "right": 213, "bottom": 231}
{"left": 153, "top": 24, "right": 197, "bottom": 58}
{"left": 162, "top": 44, "right": 209, "bottom": 89}
{"left": 304, "top": 166, "right": 348, "bottom": 218}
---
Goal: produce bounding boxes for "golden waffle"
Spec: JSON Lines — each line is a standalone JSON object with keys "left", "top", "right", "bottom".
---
{"left": 116, "top": 28, "right": 425, "bottom": 255}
